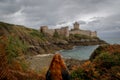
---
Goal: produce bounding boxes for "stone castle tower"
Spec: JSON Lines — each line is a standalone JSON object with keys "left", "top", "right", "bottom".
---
{"left": 73, "top": 22, "right": 79, "bottom": 30}
{"left": 40, "top": 22, "right": 97, "bottom": 37}
{"left": 61, "top": 26, "right": 69, "bottom": 37}
{"left": 40, "top": 26, "right": 69, "bottom": 37}
{"left": 40, "top": 26, "right": 48, "bottom": 33}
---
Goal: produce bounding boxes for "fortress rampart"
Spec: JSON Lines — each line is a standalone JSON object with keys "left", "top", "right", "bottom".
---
{"left": 40, "top": 22, "right": 97, "bottom": 37}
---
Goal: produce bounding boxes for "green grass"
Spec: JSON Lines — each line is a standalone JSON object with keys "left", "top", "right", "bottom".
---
{"left": 6, "top": 36, "right": 28, "bottom": 63}
{"left": 20, "top": 60, "right": 29, "bottom": 71}
{"left": 0, "top": 22, "right": 13, "bottom": 32}
{"left": 53, "top": 30, "right": 60, "bottom": 38}
{"left": 30, "top": 29, "right": 46, "bottom": 40}
{"left": 94, "top": 52, "right": 120, "bottom": 69}
{"left": 71, "top": 68, "right": 90, "bottom": 80}
{"left": 69, "top": 34, "right": 91, "bottom": 40}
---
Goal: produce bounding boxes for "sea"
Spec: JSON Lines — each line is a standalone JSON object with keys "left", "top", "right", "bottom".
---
{"left": 60, "top": 34, "right": 120, "bottom": 60}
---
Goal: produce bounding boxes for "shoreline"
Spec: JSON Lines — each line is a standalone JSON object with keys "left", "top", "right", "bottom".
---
{"left": 26, "top": 43, "right": 108, "bottom": 73}
{"left": 33, "top": 54, "right": 54, "bottom": 58}
{"left": 26, "top": 53, "right": 88, "bottom": 73}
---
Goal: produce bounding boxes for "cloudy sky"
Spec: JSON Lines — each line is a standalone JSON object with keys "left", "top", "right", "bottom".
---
{"left": 0, "top": 0, "right": 120, "bottom": 35}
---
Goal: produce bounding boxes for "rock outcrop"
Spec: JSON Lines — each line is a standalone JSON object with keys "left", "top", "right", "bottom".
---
{"left": 0, "top": 22, "right": 107, "bottom": 55}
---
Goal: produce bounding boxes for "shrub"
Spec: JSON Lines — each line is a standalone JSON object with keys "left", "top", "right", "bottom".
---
{"left": 71, "top": 68, "right": 90, "bottom": 80}
{"left": 93, "top": 52, "right": 120, "bottom": 69}
{"left": 30, "top": 29, "right": 45, "bottom": 40}
{"left": 20, "top": 60, "right": 28, "bottom": 71}
{"left": 53, "top": 30, "right": 59, "bottom": 38}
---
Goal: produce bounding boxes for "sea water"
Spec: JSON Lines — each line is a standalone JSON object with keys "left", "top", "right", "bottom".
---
{"left": 60, "top": 34, "right": 120, "bottom": 60}
{"left": 100, "top": 37, "right": 120, "bottom": 44}
{"left": 60, "top": 45, "right": 99, "bottom": 60}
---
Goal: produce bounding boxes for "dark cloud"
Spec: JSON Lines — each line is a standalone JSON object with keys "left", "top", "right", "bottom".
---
{"left": 0, "top": 0, "right": 120, "bottom": 32}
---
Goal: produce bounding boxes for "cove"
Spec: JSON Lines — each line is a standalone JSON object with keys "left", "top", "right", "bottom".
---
{"left": 59, "top": 45, "right": 99, "bottom": 60}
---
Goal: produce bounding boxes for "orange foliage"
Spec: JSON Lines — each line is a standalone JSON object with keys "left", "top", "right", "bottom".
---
{"left": 0, "top": 35, "right": 45, "bottom": 80}
{"left": 46, "top": 53, "right": 70, "bottom": 80}
{"left": 81, "top": 61, "right": 100, "bottom": 79}
{"left": 71, "top": 45, "right": 120, "bottom": 80}
{"left": 9, "top": 60, "right": 23, "bottom": 71}
{"left": 0, "top": 36, "right": 17, "bottom": 80}
{"left": 103, "top": 45, "right": 120, "bottom": 54}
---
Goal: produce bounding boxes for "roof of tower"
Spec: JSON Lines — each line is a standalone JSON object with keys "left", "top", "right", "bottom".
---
{"left": 74, "top": 22, "right": 79, "bottom": 25}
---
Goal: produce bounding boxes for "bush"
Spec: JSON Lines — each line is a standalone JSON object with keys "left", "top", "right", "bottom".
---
{"left": 53, "top": 30, "right": 59, "bottom": 38}
{"left": 30, "top": 29, "right": 45, "bottom": 40}
{"left": 20, "top": 60, "right": 28, "bottom": 71}
{"left": 94, "top": 52, "right": 120, "bottom": 69}
{"left": 69, "top": 34, "right": 91, "bottom": 40}
{"left": 71, "top": 68, "right": 90, "bottom": 80}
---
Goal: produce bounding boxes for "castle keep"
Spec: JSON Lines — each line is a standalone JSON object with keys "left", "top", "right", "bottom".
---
{"left": 40, "top": 22, "right": 97, "bottom": 37}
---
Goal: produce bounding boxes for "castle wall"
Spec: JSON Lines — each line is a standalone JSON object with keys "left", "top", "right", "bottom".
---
{"left": 40, "top": 26, "right": 48, "bottom": 33}
{"left": 40, "top": 22, "right": 97, "bottom": 37}
{"left": 40, "top": 26, "right": 55, "bottom": 36}
{"left": 70, "top": 30, "right": 91, "bottom": 36}
{"left": 90, "top": 31, "right": 97, "bottom": 37}
{"left": 80, "top": 30, "right": 91, "bottom": 36}
{"left": 60, "top": 27, "right": 69, "bottom": 37}
{"left": 55, "top": 27, "right": 69, "bottom": 37}
{"left": 40, "top": 26, "right": 69, "bottom": 37}
{"left": 46, "top": 29, "right": 55, "bottom": 36}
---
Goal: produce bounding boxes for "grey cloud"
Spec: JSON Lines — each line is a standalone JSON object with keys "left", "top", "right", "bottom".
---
{"left": 0, "top": 0, "right": 120, "bottom": 32}
{"left": 85, "top": 14, "right": 120, "bottom": 31}
{"left": 0, "top": 0, "right": 21, "bottom": 15}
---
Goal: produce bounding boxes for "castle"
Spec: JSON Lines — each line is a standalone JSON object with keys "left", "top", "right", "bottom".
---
{"left": 40, "top": 22, "right": 97, "bottom": 37}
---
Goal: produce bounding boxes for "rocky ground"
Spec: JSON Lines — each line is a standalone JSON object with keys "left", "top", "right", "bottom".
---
{"left": 0, "top": 21, "right": 109, "bottom": 80}
{"left": 26, "top": 54, "right": 53, "bottom": 73}
{"left": 26, "top": 54, "right": 87, "bottom": 74}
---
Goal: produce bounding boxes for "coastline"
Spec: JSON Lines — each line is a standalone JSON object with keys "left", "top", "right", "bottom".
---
{"left": 26, "top": 53, "right": 87, "bottom": 73}
{"left": 26, "top": 41, "right": 107, "bottom": 72}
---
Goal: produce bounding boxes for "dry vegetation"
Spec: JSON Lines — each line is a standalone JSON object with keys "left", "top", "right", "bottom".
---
{"left": 70, "top": 45, "right": 120, "bottom": 80}
{"left": 0, "top": 22, "right": 117, "bottom": 80}
{"left": 0, "top": 35, "right": 45, "bottom": 80}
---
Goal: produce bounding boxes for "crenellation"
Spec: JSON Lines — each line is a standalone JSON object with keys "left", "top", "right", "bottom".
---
{"left": 40, "top": 22, "right": 97, "bottom": 37}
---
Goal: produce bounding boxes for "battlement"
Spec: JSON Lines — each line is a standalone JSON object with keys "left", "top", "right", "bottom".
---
{"left": 40, "top": 22, "right": 97, "bottom": 37}
{"left": 40, "top": 26, "right": 69, "bottom": 37}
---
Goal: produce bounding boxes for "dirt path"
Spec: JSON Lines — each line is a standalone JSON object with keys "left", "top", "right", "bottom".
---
{"left": 26, "top": 54, "right": 85, "bottom": 74}
{"left": 26, "top": 54, "right": 53, "bottom": 73}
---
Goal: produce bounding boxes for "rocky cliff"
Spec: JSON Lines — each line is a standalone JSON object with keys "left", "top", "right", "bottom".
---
{"left": 0, "top": 21, "right": 108, "bottom": 80}
{"left": 0, "top": 22, "right": 107, "bottom": 55}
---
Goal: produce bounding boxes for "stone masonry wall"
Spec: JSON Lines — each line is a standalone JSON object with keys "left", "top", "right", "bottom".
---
{"left": 40, "top": 22, "right": 97, "bottom": 37}
{"left": 70, "top": 30, "right": 91, "bottom": 36}
{"left": 40, "top": 26, "right": 69, "bottom": 37}
{"left": 90, "top": 31, "right": 97, "bottom": 37}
